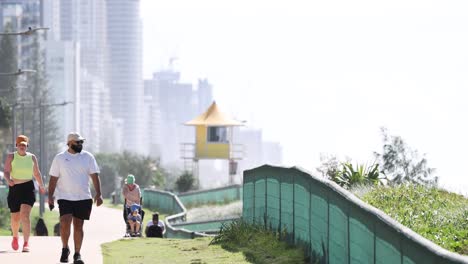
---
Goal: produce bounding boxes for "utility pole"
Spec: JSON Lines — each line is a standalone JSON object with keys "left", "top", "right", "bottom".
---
{"left": 11, "top": 103, "right": 16, "bottom": 151}
{"left": 21, "top": 103, "right": 25, "bottom": 134}
{"left": 39, "top": 103, "right": 45, "bottom": 217}
{"left": 37, "top": 101, "right": 72, "bottom": 217}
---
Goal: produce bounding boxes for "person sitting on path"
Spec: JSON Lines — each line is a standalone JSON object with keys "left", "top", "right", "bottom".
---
{"left": 145, "top": 212, "right": 165, "bottom": 238}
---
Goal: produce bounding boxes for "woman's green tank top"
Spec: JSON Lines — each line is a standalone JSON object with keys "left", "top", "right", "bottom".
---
{"left": 11, "top": 152, "right": 34, "bottom": 180}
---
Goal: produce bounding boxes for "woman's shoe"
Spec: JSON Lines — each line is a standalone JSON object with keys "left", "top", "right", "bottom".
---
{"left": 22, "top": 241, "right": 30, "bottom": 252}
{"left": 12, "top": 237, "right": 19, "bottom": 250}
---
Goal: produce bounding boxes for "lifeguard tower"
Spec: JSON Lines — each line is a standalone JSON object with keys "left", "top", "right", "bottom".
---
{"left": 181, "top": 101, "right": 244, "bottom": 186}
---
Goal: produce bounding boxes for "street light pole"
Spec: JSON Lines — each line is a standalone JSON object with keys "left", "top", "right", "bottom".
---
{"left": 22, "top": 102, "right": 25, "bottom": 134}
{"left": 37, "top": 101, "right": 73, "bottom": 217}
{"left": 0, "top": 27, "right": 49, "bottom": 36}
{"left": 39, "top": 103, "right": 45, "bottom": 217}
{"left": 11, "top": 103, "right": 17, "bottom": 151}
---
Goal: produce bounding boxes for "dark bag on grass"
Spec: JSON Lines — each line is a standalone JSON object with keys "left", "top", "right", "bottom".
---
{"left": 35, "top": 218, "right": 49, "bottom": 236}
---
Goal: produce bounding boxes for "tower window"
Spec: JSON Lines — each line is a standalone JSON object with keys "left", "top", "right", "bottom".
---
{"left": 207, "top": 126, "right": 227, "bottom": 143}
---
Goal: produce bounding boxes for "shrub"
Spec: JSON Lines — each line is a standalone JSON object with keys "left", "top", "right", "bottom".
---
{"left": 0, "top": 207, "right": 9, "bottom": 228}
{"left": 175, "top": 171, "right": 195, "bottom": 192}
{"left": 362, "top": 184, "right": 468, "bottom": 254}
{"left": 210, "top": 220, "right": 306, "bottom": 264}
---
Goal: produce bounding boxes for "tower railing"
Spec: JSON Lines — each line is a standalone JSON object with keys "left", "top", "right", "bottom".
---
{"left": 180, "top": 142, "right": 195, "bottom": 160}
{"left": 230, "top": 143, "right": 245, "bottom": 160}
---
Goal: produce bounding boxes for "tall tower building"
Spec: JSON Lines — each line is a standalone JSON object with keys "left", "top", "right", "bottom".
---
{"left": 0, "top": 0, "right": 41, "bottom": 70}
{"left": 59, "top": 0, "right": 111, "bottom": 152}
{"left": 106, "top": 0, "right": 144, "bottom": 154}
{"left": 196, "top": 79, "right": 213, "bottom": 113}
{"left": 143, "top": 79, "right": 162, "bottom": 159}
{"left": 45, "top": 40, "right": 81, "bottom": 147}
{"left": 41, "top": 0, "right": 81, "bottom": 146}
{"left": 150, "top": 70, "right": 195, "bottom": 164}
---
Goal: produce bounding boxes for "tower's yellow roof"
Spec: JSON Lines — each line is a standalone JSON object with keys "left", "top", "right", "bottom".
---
{"left": 185, "top": 101, "right": 244, "bottom": 126}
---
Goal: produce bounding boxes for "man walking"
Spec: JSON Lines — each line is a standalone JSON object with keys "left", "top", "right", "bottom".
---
{"left": 48, "top": 132, "right": 103, "bottom": 264}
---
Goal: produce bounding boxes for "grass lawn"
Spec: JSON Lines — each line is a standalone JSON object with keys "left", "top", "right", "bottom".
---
{"left": 31, "top": 206, "right": 60, "bottom": 235}
{"left": 102, "top": 237, "right": 250, "bottom": 264}
{"left": 0, "top": 205, "right": 60, "bottom": 236}
{"left": 103, "top": 198, "right": 123, "bottom": 209}
{"left": 211, "top": 220, "right": 306, "bottom": 264}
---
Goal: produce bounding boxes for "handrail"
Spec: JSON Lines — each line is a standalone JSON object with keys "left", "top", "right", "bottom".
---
{"left": 143, "top": 189, "right": 214, "bottom": 238}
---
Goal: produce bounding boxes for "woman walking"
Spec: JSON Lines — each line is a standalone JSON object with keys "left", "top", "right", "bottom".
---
{"left": 3, "top": 135, "right": 45, "bottom": 252}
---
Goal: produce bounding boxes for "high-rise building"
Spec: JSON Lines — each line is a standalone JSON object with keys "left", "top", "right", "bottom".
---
{"left": 147, "top": 70, "right": 195, "bottom": 164}
{"left": 0, "top": 0, "right": 41, "bottom": 70}
{"left": 144, "top": 69, "right": 215, "bottom": 165}
{"left": 58, "top": 0, "right": 111, "bottom": 152}
{"left": 234, "top": 127, "right": 264, "bottom": 171}
{"left": 42, "top": 0, "right": 60, "bottom": 40}
{"left": 262, "top": 141, "right": 283, "bottom": 166}
{"left": 45, "top": 40, "right": 80, "bottom": 146}
{"left": 143, "top": 79, "right": 162, "bottom": 159}
{"left": 0, "top": 3, "right": 23, "bottom": 31}
{"left": 196, "top": 79, "right": 213, "bottom": 113}
{"left": 106, "top": 0, "right": 144, "bottom": 154}
{"left": 40, "top": 1, "right": 80, "bottom": 146}
{"left": 233, "top": 127, "right": 283, "bottom": 182}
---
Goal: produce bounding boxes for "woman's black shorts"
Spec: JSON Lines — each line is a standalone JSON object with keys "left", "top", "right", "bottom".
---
{"left": 58, "top": 199, "right": 93, "bottom": 220}
{"left": 7, "top": 180, "right": 36, "bottom": 213}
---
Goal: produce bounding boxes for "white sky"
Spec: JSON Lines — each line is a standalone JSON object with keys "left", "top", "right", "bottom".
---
{"left": 140, "top": 0, "right": 468, "bottom": 194}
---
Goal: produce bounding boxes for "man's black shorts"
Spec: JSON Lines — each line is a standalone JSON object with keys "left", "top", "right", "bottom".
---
{"left": 7, "top": 180, "right": 36, "bottom": 213}
{"left": 58, "top": 199, "right": 93, "bottom": 220}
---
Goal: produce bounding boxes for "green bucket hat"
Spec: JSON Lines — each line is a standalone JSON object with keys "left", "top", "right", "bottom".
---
{"left": 126, "top": 174, "right": 135, "bottom": 184}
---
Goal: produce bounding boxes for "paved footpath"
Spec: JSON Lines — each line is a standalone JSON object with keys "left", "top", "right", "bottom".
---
{"left": 0, "top": 204, "right": 124, "bottom": 263}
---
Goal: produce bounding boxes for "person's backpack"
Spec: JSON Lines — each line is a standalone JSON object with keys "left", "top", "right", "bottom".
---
{"left": 146, "top": 225, "right": 163, "bottom": 238}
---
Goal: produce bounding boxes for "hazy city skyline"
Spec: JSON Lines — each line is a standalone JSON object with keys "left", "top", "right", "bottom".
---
{"left": 141, "top": 0, "right": 468, "bottom": 193}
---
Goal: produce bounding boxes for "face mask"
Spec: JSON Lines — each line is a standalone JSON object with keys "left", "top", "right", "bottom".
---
{"left": 71, "top": 144, "right": 83, "bottom": 153}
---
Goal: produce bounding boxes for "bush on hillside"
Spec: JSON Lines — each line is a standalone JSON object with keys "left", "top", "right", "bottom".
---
{"left": 210, "top": 220, "right": 306, "bottom": 264}
{"left": 362, "top": 184, "right": 468, "bottom": 254}
{"left": 175, "top": 171, "right": 195, "bottom": 192}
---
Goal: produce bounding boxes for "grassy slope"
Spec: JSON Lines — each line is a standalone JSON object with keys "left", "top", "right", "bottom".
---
{"left": 102, "top": 237, "right": 249, "bottom": 264}
{"left": 211, "top": 220, "right": 306, "bottom": 264}
{"left": 361, "top": 184, "right": 468, "bottom": 255}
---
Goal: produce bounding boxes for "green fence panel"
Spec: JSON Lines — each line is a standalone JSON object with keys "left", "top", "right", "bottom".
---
{"left": 243, "top": 175, "right": 255, "bottom": 223}
{"left": 266, "top": 174, "right": 281, "bottom": 231}
{"left": 349, "top": 205, "right": 374, "bottom": 264}
{"left": 329, "top": 194, "right": 349, "bottom": 264}
{"left": 178, "top": 185, "right": 242, "bottom": 208}
{"left": 280, "top": 171, "right": 294, "bottom": 242}
{"left": 375, "top": 220, "right": 401, "bottom": 264}
{"left": 254, "top": 173, "right": 266, "bottom": 224}
{"left": 143, "top": 189, "right": 183, "bottom": 215}
{"left": 402, "top": 236, "right": 437, "bottom": 264}
{"left": 310, "top": 182, "right": 328, "bottom": 261}
{"left": 294, "top": 172, "right": 310, "bottom": 248}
